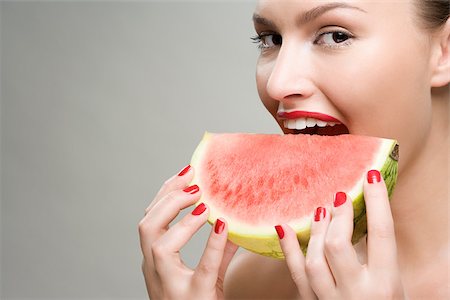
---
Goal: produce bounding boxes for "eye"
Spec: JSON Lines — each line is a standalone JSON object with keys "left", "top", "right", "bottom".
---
{"left": 252, "top": 33, "right": 282, "bottom": 49}
{"left": 315, "top": 30, "right": 353, "bottom": 48}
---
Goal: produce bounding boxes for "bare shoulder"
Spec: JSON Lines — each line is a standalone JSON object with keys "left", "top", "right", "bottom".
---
{"left": 224, "top": 250, "right": 299, "bottom": 299}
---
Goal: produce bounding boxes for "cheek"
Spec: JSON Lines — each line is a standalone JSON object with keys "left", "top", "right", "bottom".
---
{"left": 319, "top": 39, "right": 432, "bottom": 168}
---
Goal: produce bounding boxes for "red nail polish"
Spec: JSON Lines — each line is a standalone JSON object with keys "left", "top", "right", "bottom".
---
{"left": 183, "top": 185, "right": 199, "bottom": 194}
{"left": 192, "top": 203, "right": 206, "bottom": 215}
{"left": 314, "top": 207, "right": 326, "bottom": 221}
{"left": 215, "top": 218, "right": 225, "bottom": 234}
{"left": 275, "top": 225, "right": 284, "bottom": 239}
{"left": 367, "top": 169, "right": 381, "bottom": 184}
{"left": 178, "top": 165, "right": 191, "bottom": 176}
{"left": 334, "top": 192, "right": 346, "bottom": 207}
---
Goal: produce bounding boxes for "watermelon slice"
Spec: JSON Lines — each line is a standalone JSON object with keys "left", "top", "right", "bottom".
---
{"left": 190, "top": 132, "right": 399, "bottom": 259}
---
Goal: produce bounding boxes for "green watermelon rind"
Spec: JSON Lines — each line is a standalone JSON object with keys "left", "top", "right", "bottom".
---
{"left": 350, "top": 143, "right": 398, "bottom": 247}
{"left": 190, "top": 132, "right": 399, "bottom": 259}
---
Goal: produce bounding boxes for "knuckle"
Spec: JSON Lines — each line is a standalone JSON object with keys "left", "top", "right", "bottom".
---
{"left": 196, "top": 262, "right": 215, "bottom": 275}
{"left": 370, "top": 225, "right": 394, "bottom": 240}
{"left": 289, "top": 269, "right": 306, "bottom": 284}
{"left": 138, "top": 219, "right": 151, "bottom": 237}
{"left": 216, "top": 276, "right": 225, "bottom": 293}
{"left": 162, "top": 177, "right": 173, "bottom": 189}
{"left": 163, "top": 191, "right": 178, "bottom": 204}
{"left": 305, "top": 258, "right": 322, "bottom": 275}
{"left": 324, "top": 236, "right": 347, "bottom": 254}
{"left": 178, "top": 216, "right": 193, "bottom": 229}
{"left": 180, "top": 214, "right": 204, "bottom": 232}
{"left": 151, "top": 241, "right": 166, "bottom": 258}
{"left": 138, "top": 216, "right": 160, "bottom": 238}
{"left": 209, "top": 242, "right": 223, "bottom": 253}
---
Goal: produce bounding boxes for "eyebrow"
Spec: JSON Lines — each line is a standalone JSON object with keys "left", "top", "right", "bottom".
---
{"left": 253, "top": 2, "right": 367, "bottom": 27}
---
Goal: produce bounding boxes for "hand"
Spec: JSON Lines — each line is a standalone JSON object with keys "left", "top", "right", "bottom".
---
{"left": 138, "top": 165, "right": 239, "bottom": 300}
{"left": 276, "top": 169, "right": 405, "bottom": 300}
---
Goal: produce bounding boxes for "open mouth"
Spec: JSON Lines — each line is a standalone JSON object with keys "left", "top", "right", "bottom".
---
{"left": 280, "top": 117, "right": 350, "bottom": 136}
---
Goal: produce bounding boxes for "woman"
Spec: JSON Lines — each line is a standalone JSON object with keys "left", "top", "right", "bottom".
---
{"left": 139, "top": 0, "right": 449, "bottom": 299}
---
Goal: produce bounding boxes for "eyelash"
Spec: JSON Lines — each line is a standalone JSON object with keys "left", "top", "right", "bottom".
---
{"left": 251, "top": 33, "right": 279, "bottom": 50}
{"left": 251, "top": 29, "right": 354, "bottom": 50}
{"left": 316, "top": 30, "right": 354, "bottom": 48}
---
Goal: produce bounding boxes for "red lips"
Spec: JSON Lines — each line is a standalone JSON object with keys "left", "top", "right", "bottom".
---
{"left": 277, "top": 111, "right": 341, "bottom": 123}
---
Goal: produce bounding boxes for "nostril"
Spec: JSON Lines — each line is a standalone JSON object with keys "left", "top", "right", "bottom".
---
{"left": 284, "top": 94, "right": 307, "bottom": 101}
{"left": 266, "top": 70, "right": 315, "bottom": 102}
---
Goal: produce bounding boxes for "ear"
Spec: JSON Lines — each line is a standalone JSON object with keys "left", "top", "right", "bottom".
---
{"left": 430, "top": 18, "right": 450, "bottom": 87}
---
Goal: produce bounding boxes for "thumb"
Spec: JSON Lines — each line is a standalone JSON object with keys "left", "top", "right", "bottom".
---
{"left": 192, "top": 218, "right": 238, "bottom": 288}
{"left": 218, "top": 239, "right": 239, "bottom": 280}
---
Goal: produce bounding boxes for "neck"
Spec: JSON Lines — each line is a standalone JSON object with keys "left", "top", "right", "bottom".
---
{"left": 391, "top": 86, "right": 449, "bottom": 266}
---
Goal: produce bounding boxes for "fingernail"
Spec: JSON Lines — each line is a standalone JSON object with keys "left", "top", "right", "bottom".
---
{"left": 183, "top": 185, "right": 199, "bottom": 194}
{"left": 192, "top": 203, "right": 206, "bottom": 215}
{"left": 314, "top": 207, "right": 326, "bottom": 221}
{"left": 274, "top": 225, "right": 284, "bottom": 239}
{"left": 334, "top": 192, "right": 346, "bottom": 207}
{"left": 214, "top": 218, "right": 225, "bottom": 234}
{"left": 367, "top": 169, "right": 381, "bottom": 184}
{"left": 178, "top": 165, "right": 191, "bottom": 176}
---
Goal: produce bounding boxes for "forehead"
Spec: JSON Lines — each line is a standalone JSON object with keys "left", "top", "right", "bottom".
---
{"left": 254, "top": 0, "right": 416, "bottom": 30}
{"left": 255, "top": 0, "right": 413, "bottom": 15}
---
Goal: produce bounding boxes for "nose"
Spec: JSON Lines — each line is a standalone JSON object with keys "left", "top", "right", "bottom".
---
{"left": 265, "top": 43, "right": 315, "bottom": 103}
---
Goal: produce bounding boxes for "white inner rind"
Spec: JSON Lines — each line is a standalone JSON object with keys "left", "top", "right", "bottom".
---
{"left": 190, "top": 132, "right": 397, "bottom": 239}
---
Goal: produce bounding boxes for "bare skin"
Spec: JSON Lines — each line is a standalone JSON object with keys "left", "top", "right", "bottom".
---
{"left": 139, "top": 0, "right": 449, "bottom": 299}
{"left": 224, "top": 89, "right": 449, "bottom": 300}
{"left": 225, "top": 0, "right": 449, "bottom": 298}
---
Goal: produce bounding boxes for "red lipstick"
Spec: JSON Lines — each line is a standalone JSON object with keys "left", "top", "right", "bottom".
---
{"left": 277, "top": 111, "right": 341, "bottom": 123}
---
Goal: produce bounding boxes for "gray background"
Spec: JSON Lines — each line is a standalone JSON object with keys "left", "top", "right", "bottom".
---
{"left": 1, "top": 1, "right": 280, "bottom": 298}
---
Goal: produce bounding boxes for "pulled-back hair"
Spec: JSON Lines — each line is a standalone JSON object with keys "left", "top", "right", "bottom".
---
{"left": 415, "top": 0, "right": 449, "bottom": 30}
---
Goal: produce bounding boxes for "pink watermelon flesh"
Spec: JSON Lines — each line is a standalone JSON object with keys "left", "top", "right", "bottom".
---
{"left": 199, "top": 133, "right": 380, "bottom": 226}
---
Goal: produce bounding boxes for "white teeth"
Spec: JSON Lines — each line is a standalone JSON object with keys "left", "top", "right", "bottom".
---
{"left": 287, "top": 119, "right": 296, "bottom": 129}
{"left": 283, "top": 117, "right": 340, "bottom": 131}
{"left": 296, "top": 118, "right": 307, "bottom": 130}
{"left": 316, "top": 120, "right": 327, "bottom": 127}
{"left": 306, "top": 118, "right": 317, "bottom": 128}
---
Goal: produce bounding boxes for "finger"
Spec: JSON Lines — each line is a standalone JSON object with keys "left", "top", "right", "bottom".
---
{"left": 152, "top": 202, "right": 209, "bottom": 280}
{"left": 146, "top": 164, "right": 194, "bottom": 213}
{"left": 141, "top": 257, "right": 162, "bottom": 297}
{"left": 218, "top": 240, "right": 239, "bottom": 280}
{"left": 324, "top": 192, "right": 361, "bottom": 286}
{"left": 276, "top": 224, "right": 317, "bottom": 300}
{"left": 139, "top": 186, "right": 201, "bottom": 256}
{"left": 305, "top": 206, "right": 335, "bottom": 298}
{"left": 364, "top": 169, "right": 398, "bottom": 270}
{"left": 193, "top": 218, "right": 238, "bottom": 288}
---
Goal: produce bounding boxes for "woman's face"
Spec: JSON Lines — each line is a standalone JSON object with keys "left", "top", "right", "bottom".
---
{"left": 254, "top": 0, "right": 435, "bottom": 171}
